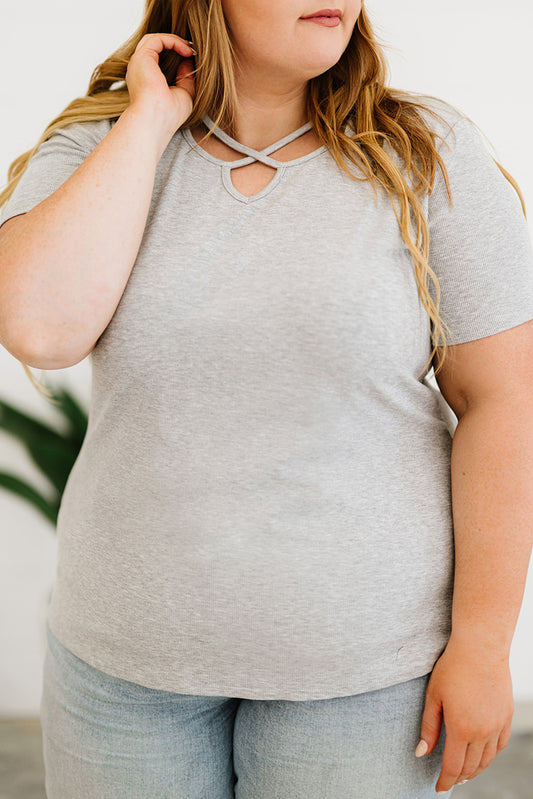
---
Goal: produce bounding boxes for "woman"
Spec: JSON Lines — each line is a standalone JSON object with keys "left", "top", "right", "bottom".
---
{"left": 0, "top": 1, "right": 532, "bottom": 797}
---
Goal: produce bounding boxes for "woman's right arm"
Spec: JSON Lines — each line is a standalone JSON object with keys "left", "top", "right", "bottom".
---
{"left": 0, "top": 33, "right": 196, "bottom": 370}
{"left": 0, "top": 107, "right": 174, "bottom": 369}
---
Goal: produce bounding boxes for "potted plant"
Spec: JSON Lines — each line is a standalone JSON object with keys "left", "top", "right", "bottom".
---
{"left": 0, "top": 386, "right": 87, "bottom": 526}
{"left": 0, "top": 385, "right": 88, "bottom": 650}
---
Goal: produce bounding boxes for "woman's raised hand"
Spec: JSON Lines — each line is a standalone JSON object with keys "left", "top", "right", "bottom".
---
{"left": 126, "top": 33, "right": 197, "bottom": 134}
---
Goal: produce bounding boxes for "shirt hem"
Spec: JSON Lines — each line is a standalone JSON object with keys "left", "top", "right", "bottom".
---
{"left": 45, "top": 614, "right": 445, "bottom": 701}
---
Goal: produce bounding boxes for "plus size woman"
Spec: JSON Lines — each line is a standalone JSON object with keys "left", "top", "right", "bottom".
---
{"left": 1, "top": 1, "right": 533, "bottom": 797}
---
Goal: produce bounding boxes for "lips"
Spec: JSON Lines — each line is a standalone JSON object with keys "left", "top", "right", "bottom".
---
{"left": 301, "top": 8, "right": 342, "bottom": 19}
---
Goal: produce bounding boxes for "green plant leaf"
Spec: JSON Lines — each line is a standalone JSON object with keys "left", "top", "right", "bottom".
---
{"left": 0, "top": 471, "right": 59, "bottom": 526}
{"left": 0, "top": 400, "right": 78, "bottom": 493}
{"left": 45, "top": 386, "right": 88, "bottom": 446}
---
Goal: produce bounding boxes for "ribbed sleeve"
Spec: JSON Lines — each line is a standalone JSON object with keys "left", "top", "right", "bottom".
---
{"left": 0, "top": 118, "right": 114, "bottom": 227}
{"left": 428, "top": 115, "right": 533, "bottom": 345}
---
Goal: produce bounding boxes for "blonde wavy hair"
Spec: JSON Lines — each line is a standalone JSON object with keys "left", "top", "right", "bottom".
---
{"left": 0, "top": 0, "right": 526, "bottom": 400}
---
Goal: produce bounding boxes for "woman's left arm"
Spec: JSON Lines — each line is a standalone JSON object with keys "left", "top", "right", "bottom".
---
{"left": 417, "top": 318, "right": 533, "bottom": 794}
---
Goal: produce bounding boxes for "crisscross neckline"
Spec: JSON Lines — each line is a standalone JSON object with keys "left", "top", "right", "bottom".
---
{"left": 180, "top": 113, "right": 328, "bottom": 204}
{"left": 181, "top": 114, "right": 327, "bottom": 169}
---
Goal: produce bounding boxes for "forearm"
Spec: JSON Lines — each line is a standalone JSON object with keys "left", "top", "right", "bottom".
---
{"left": 447, "top": 399, "right": 533, "bottom": 656}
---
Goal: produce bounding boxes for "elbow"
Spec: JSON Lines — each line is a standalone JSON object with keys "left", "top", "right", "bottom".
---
{"left": 1, "top": 320, "right": 94, "bottom": 369}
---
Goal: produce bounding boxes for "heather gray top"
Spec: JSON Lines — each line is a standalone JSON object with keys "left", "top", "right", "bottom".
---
{"left": 2, "top": 95, "right": 533, "bottom": 700}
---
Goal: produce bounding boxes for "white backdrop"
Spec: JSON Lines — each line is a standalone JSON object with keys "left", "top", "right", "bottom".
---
{"left": 1, "top": 0, "right": 532, "bottom": 715}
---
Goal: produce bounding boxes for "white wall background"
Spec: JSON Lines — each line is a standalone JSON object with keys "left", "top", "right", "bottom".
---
{"left": 1, "top": 0, "right": 532, "bottom": 716}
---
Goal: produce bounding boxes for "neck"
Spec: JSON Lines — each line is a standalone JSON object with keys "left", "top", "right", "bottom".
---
{"left": 221, "top": 79, "right": 310, "bottom": 150}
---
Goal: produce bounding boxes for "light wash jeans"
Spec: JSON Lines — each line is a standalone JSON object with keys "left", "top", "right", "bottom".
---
{"left": 41, "top": 621, "right": 454, "bottom": 798}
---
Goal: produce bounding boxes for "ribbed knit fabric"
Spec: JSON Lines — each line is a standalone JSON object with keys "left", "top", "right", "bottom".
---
{"left": 2, "top": 95, "right": 533, "bottom": 700}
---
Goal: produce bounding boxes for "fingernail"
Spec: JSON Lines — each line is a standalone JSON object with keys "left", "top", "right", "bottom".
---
{"left": 415, "top": 739, "right": 428, "bottom": 757}
{"left": 458, "top": 780, "right": 469, "bottom": 785}
{"left": 188, "top": 46, "right": 197, "bottom": 55}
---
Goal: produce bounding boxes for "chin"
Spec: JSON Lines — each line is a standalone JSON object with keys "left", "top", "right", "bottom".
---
{"left": 304, "top": 56, "right": 343, "bottom": 77}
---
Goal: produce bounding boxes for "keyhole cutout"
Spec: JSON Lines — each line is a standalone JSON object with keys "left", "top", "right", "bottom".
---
{"left": 184, "top": 116, "right": 325, "bottom": 203}
{"left": 229, "top": 162, "right": 279, "bottom": 199}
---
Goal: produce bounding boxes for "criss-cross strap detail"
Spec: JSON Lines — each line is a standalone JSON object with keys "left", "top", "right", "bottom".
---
{"left": 181, "top": 114, "right": 327, "bottom": 203}
{"left": 201, "top": 114, "right": 313, "bottom": 168}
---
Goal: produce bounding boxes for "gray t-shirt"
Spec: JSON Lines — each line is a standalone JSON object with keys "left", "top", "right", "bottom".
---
{"left": 2, "top": 95, "right": 533, "bottom": 700}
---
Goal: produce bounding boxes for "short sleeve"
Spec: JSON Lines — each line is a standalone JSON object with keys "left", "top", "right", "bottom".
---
{"left": 428, "top": 115, "right": 533, "bottom": 345}
{"left": 0, "top": 118, "right": 115, "bottom": 227}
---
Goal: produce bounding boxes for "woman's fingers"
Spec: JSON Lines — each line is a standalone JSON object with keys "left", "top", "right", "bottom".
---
{"left": 462, "top": 737, "right": 500, "bottom": 782}
{"left": 436, "top": 733, "right": 469, "bottom": 793}
{"left": 497, "top": 719, "right": 513, "bottom": 751}
{"left": 436, "top": 730, "right": 504, "bottom": 792}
